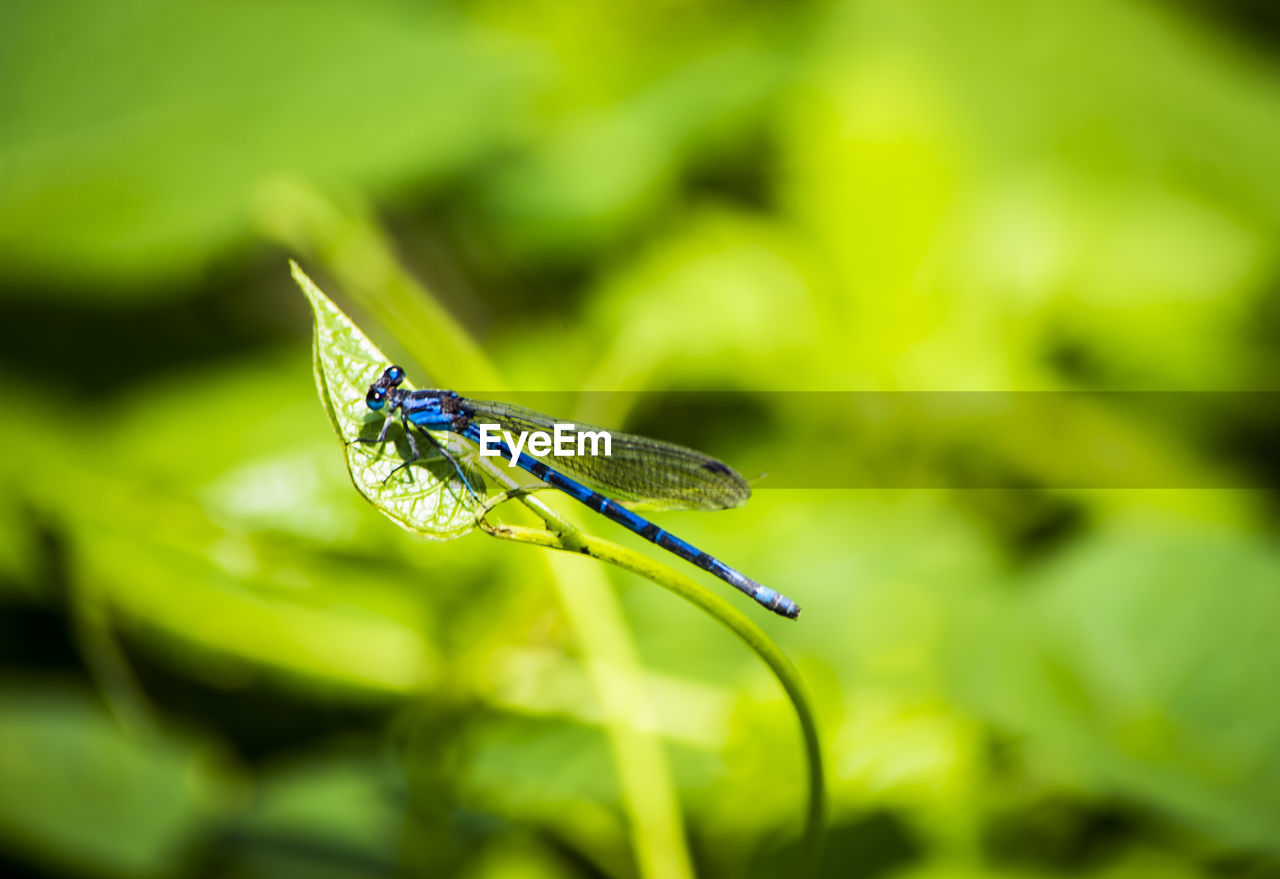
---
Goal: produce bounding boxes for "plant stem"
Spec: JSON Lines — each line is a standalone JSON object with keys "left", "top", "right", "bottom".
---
{"left": 481, "top": 517, "right": 827, "bottom": 875}
{"left": 479, "top": 465, "right": 696, "bottom": 878}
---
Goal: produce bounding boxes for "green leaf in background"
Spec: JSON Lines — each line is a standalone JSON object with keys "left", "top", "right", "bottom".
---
{"left": 948, "top": 519, "right": 1280, "bottom": 855}
{"left": 0, "top": 0, "right": 525, "bottom": 294}
{"left": 293, "top": 261, "right": 480, "bottom": 540}
{"left": 0, "top": 684, "right": 226, "bottom": 878}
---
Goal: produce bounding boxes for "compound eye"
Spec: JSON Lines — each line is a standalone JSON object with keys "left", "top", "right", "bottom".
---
{"left": 385, "top": 365, "right": 405, "bottom": 386}
{"left": 366, "top": 388, "right": 386, "bottom": 410}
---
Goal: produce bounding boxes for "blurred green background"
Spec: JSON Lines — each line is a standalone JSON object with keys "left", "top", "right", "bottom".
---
{"left": 2, "top": 1, "right": 1279, "bottom": 877}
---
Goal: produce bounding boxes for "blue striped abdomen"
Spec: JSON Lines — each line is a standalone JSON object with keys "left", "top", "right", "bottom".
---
{"left": 458, "top": 422, "right": 800, "bottom": 618}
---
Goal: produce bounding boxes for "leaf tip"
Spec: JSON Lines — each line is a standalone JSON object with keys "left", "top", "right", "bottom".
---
{"left": 288, "top": 258, "right": 310, "bottom": 289}
{"left": 289, "top": 260, "right": 329, "bottom": 317}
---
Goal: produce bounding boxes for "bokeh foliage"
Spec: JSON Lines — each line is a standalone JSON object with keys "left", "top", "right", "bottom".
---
{"left": 1, "top": 1, "right": 1279, "bottom": 878}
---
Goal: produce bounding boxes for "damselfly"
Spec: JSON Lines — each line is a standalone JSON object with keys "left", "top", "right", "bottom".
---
{"left": 361, "top": 366, "right": 801, "bottom": 619}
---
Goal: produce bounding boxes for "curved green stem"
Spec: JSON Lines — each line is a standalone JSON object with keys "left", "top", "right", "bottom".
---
{"left": 481, "top": 517, "right": 827, "bottom": 874}
{"left": 480, "top": 463, "right": 696, "bottom": 878}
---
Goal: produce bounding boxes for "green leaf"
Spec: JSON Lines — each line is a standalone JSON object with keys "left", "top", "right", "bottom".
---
{"left": 292, "top": 261, "right": 480, "bottom": 540}
{"left": 0, "top": 0, "right": 524, "bottom": 293}
{"left": 0, "top": 684, "right": 223, "bottom": 878}
{"left": 947, "top": 522, "right": 1280, "bottom": 854}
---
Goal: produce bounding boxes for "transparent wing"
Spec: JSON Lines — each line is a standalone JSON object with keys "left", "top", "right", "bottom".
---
{"left": 461, "top": 398, "right": 751, "bottom": 511}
